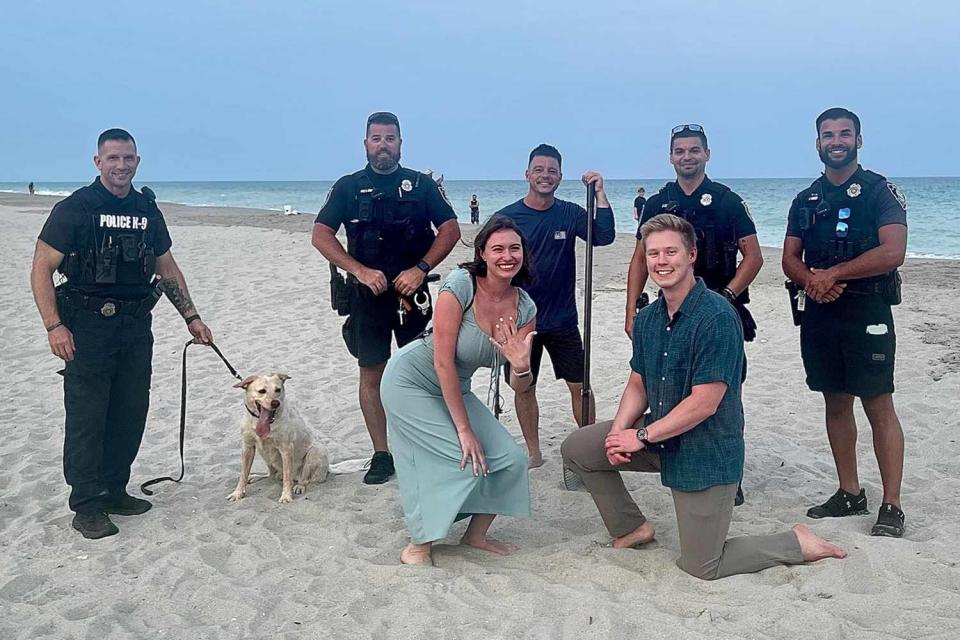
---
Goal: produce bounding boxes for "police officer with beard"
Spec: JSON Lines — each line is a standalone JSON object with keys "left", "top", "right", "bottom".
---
{"left": 626, "top": 124, "right": 763, "bottom": 506}
{"left": 782, "top": 108, "right": 908, "bottom": 538}
{"left": 312, "top": 112, "right": 460, "bottom": 485}
{"left": 30, "top": 128, "right": 213, "bottom": 539}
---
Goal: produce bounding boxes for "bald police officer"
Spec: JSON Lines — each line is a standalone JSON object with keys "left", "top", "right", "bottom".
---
{"left": 31, "top": 128, "right": 213, "bottom": 539}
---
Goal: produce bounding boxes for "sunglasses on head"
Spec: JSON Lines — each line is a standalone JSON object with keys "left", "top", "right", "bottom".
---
{"left": 671, "top": 124, "right": 705, "bottom": 135}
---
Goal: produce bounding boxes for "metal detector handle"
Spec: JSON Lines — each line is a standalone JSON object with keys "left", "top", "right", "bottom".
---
{"left": 580, "top": 182, "right": 596, "bottom": 424}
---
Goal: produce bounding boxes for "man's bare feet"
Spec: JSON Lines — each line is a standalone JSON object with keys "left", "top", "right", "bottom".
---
{"left": 793, "top": 524, "right": 847, "bottom": 562}
{"left": 612, "top": 521, "right": 656, "bottom": 549}
{"left": 400, "top": 543, "right": 433, "bottom": 565}
{"left": 528, "top": 451, "right": 544, "bottom": 469}
{"left": 460, "top": 536, "right": 517, "bottom": 555}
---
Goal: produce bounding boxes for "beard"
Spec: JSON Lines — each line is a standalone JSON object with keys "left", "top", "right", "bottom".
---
{"left": 819, "top": 144, "right": 857, "bottom": 170}
{"left": 367, "top": 148, "right": 400, "bottom": 172}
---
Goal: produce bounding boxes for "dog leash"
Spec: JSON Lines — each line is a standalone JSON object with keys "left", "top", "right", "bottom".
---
{"left": 140, "top": 339, "right": 243, "bottom": 495}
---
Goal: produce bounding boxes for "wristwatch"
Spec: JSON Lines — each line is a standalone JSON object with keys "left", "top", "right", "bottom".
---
{"left": 416, "top": 260, "right": 431, "bottom": 273}
{"left": 635, "top": 426, "right": 650, "bottom": 446}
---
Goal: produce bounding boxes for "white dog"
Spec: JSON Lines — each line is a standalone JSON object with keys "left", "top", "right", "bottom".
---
{"left": 227, "top": 373, "right": 329, "bottom": 504}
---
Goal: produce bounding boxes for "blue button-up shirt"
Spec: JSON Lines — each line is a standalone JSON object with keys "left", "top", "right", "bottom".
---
{"left": 630, "top": 278, "right": 745, "bottom": 491}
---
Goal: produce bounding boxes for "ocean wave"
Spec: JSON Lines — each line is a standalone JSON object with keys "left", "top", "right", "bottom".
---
{"left": 905, "top": 251, "right": 960, "bottom": 261}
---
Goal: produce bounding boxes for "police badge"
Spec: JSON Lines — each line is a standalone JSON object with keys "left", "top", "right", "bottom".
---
{"left": 400, "top": 179, "right": 413, "bottom": 192}
{"left": 847, "top": 183, "right": 862, "bottom": 198}
{"left": 700, "top": 193, "right": 712, "bottom": 206}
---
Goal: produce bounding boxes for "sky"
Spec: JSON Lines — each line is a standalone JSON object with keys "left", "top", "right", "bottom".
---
{"left": 2, "top": 1, "right": 958, "bottom": 181}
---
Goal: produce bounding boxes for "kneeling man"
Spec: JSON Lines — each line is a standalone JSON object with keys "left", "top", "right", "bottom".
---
{"left": 561, "top": 213, "right": 845, "bottom": 580}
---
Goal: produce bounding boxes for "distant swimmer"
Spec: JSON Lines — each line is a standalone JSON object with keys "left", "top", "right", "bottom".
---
{"left": 28, "top": 181, "right": 35, "bottom": 195}
{"left": 30, "top": 128, "right": 213, "bottom": 539}
{"left": 469, "top": 194, "right": 480, "bottom": 224}
{"left": 626, "top": 123, "right": 762, "bottom": 506}
{"left": 782, "top": 107, "right": 908, "bottom": 538}
{"left": 495, "top": 143, "right": 616, "bottom": 468}
{"left": 311, "top": 111, "right": 461, "bottom": 485}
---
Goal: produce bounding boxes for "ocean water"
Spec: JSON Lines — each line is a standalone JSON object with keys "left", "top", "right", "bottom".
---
{"left": 4, "top": 177, "right": 959, "bottom": 258}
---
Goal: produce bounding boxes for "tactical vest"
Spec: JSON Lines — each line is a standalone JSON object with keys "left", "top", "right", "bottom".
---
{"left": 345, "top": 168, "right": 434, "bottom": 274}
{"left": 60, "top": 185, "right": 161, "bottom": 287}
{"left": 658, "top": 181, "right": 738, "bottom": 283}
{"left": 793, "top": 170, "right": 886, "bottom": 270}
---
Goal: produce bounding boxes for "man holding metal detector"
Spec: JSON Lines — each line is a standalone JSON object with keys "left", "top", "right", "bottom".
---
{"left": 312, "top": 111, "right": 460, "bottom": 485}
{"left": 496, "top": 144, "right": 615, "bottom": 468}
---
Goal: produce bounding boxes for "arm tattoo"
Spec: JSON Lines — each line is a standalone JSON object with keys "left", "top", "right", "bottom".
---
{"left": 159, "top": 277, "right": 196, "bottom": 317}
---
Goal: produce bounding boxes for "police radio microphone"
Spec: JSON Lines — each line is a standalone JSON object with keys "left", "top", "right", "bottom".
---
{"left": 141, "top": 186, "right": 157, "bottom": 202}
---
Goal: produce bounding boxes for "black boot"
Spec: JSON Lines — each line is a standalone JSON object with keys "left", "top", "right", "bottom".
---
{"left": 103, "top": 493, "right": 153, "bottom": 516}
{"left": 72, "top": 512, "right": 119, "bottom": 539}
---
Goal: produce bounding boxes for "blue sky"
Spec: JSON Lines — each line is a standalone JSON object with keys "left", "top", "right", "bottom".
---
{"left": 2, "top": 1, "right": 957, "bottom": 180}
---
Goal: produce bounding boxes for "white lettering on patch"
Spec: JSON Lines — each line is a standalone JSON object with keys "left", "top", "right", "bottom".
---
{"left": 99, "top": 214, "right": 149, "bottom": 231}
{"left": 554, "top": 230, "right": 566, "bottom": 240}
{"left": 866, "top": 324, "right": 889, "bottom": 335}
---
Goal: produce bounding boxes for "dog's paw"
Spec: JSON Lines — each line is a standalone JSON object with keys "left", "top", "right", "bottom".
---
{"left": 226, "top": 490, "right": 245, "bottom": 502}
{"left": 293, "top": 484, "right": 305, "bottom": 495}
{"left": 278, "top": 493, "right": 293, "bottom": 504}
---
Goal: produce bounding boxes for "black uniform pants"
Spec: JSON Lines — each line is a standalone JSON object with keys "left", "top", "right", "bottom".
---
{"left": 62, "top": 309, "right": 154, "bottom": 513}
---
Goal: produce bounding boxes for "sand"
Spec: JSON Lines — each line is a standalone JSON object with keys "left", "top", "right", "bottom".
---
{"left": 1, "top": 192, "right": 958, "bottom": 639}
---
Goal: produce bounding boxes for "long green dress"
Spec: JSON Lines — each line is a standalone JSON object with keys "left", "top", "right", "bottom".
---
{"left": 381, "top": 268, "right": 536, "bottom": 544}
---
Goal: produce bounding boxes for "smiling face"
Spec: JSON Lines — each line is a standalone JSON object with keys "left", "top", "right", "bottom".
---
{"left": 525, "top": 155, "right": 561, "bottom": 197}
{"left": 644, "top": 229, "right": 697, "bottom": 292}
{"left": 670, "top": 134, "right": 710, "bottom": 181}
{"left": 481, "top": 229, "right": 524, "bottom": 282}
{"left": 95, "top": 139, "right": 140, "bottom": 197}
{"left": 816, "top": 117, "right": 861, "bottom": 170}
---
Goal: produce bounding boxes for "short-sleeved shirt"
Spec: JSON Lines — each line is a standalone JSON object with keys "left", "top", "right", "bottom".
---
{"left": 638, "top": 177, "right": 756, "bottom": 294}
{"left": 39, "top": 178, "right": 173, "bottom": 299}
{"left": 496, "top": 198, "right": 615, "bottom": 332}
{"left": 630, "top": 278, "right": 745, "bottom": 491}
{"left": 316, "top": 164, "right": 456, "bottom": 278}
{"left": 786, "top": 166, "right": 907, "bottom": 242}
{"left": 633, "top": 195, "right": 646, "bottom": 214}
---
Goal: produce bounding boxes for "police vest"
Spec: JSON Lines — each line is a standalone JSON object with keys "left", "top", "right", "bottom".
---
{"left": 793, "top": 170, "right": 888, "bottom": 271}
{"left": 345, "top": 168, "right": 434, "bottom": 274}
{"left": 60, "top": 185, "right": 162, "bottom": 287}
{"left": 657, "top": 181, "right": 738, "bottom": 283}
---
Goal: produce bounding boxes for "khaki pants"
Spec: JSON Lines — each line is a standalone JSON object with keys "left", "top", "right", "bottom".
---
{"left": 561, "top": 420, "right": 804, "bottom": 580}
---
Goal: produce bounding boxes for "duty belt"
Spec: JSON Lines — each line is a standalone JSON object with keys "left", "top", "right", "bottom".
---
{"left": 61, "top": 290, "right": 160, "bottom": 318}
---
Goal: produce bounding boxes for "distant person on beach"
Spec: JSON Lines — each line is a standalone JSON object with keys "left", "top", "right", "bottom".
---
{"left": 782, "top": 107, "right": 908, "bottom": 537}
{"left": 312, "top": 111, "right": 461, "bottom": 485}
{"left": 627, "top": 124, "right": 762, "bottom": 505}
{"left": 562, "top": 213, "right": 846, "bottom": 580}
{"left": 496, "top": 144, "right": 615, "bottom": 468}
{"left": 381, "top": 216, "right": 537, "bottom": 565}
{"left": 632, "top": 187, "right": 646, "bottom": 221}
{"left": 470, "top": 194, "right": 480, "bottom": 224}
{"left": 28, "top": 181, "right": 35, "bottom": 195}
{"left": 30, "top": 128, "right": 213, "bottom": 539}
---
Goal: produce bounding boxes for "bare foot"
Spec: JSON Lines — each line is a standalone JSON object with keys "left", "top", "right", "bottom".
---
{"left": 612, "top": 521, "right": 656, "bottom": 549}
{"left": 400, "top": 544, "right": 433, "bottom": 565}
{"left": 793, "top": 524, "right": 847, "bottom": 562}
{"left": 528, "top": 452, "right": 544, "bottom": 469}
{"left": 460, "top": 536, "right": 517, "bottom": 555}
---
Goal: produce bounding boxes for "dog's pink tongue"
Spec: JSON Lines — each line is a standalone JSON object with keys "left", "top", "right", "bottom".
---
{"left": 255, "top": 409, "right": 273, "bottom": 438}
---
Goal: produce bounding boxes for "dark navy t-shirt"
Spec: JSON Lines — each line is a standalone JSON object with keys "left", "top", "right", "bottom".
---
{"left": 496, "top": 198, "right": 615, "bottom": 332}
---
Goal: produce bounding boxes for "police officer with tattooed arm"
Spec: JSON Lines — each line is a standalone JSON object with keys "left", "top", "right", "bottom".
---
{"left": 782, "top": 108, "right": 908, "bottom": 538}
{"left": 312, "top": 111, "right": 460, "bottom": 485}
{"left": 30, "top": 128, "right": 213, "bottom": 539}
{"left": 626, "top": 124, "right": 762, "bottom": 505}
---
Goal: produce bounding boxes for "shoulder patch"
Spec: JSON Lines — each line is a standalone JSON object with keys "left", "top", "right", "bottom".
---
{"left": 886, "top": 182, "right": 907, "bottom": 211}
{"left": 741, "top": 200, "right": 754, "bottom": 221}
{"left": 320, "top": 187, "right": 333, "bottom": 210}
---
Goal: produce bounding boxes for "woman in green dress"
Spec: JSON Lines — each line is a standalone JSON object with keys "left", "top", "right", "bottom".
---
{"left": 381, "top": 216, "right": 538, "bottom": 565}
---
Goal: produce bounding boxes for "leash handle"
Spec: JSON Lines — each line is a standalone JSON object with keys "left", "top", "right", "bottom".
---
{"left": 140, "top": 340, "right": 242, "bottom": 495}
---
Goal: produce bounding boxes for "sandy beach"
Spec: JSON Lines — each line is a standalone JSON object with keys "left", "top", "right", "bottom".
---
{"left": 2, "top": 192, "right": 959, "bottom": 639}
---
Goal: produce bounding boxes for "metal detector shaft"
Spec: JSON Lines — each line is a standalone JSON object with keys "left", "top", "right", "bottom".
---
{"left": 580, "top": 182, "right": 596, "bottom": 424}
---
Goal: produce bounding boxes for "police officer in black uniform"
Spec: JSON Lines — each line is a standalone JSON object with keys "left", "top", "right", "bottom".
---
{"left": 30, "top": 129, "right": 213, "bottom": 539}
{"left": 626, "top": 124, "right": 763, "bottom": 506}
{"left": 782, "top": 108, "right": 908, "bottom": 538}
{"left": 312, "top": 112, "right": 460, "bottom": 484}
